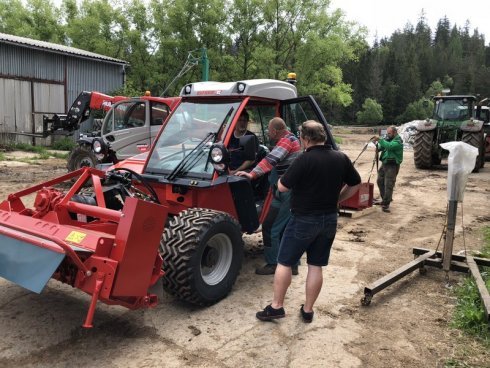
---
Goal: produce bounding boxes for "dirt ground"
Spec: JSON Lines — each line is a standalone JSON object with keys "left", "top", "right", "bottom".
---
{"left": 0, "top": 131, "right": 489, "bottom": 368}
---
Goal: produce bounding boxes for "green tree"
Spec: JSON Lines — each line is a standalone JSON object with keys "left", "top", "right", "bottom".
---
{"left": 0, "top": 0, "right": 63, "bottom": 42}
{"left": 356, "top": 98, "right": 383, "bottom": 125}
{"left": 398, "top": 98, "right": 433, "bottom": 122}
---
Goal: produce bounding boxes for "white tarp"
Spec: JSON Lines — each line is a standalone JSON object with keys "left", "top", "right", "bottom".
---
{"left": 439, "top": 141, "right": 478, "bottom": 201}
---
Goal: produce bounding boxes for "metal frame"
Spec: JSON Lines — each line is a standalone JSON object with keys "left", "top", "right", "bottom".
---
{"left": 361, "top": 200, "right": 490, "bottom": 322}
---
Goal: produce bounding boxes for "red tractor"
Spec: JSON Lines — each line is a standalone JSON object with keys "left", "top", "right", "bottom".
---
{"left": 0, "top": 78, "right": 337, "bottom": 327}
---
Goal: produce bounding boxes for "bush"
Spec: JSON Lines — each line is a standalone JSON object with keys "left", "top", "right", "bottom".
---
{"left": 356, "top": 98, "right": 383, "bottom": 125}
{"left": 51, "top": 137, "right": 76, "bottom": 151}
{"left": 397, "top": 98, "right": 434, "bottom": 122}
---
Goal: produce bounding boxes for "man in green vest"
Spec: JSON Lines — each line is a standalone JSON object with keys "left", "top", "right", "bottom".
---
{"left": 372, "top": 126, "right": 403, "bottom": 213}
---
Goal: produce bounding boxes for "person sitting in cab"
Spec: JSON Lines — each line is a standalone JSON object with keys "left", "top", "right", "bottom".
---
{"left": 229, "top": 109, "right": 258, "bottom": 174}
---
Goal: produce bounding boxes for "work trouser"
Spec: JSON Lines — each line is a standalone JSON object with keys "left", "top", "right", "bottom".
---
{"left": 263, "top": 190, "right": 292, "bottom": 265}
{"left": 262, "top": 169, "right": 293, "bottom": 265}
{"left": 377, "top": 162, "right": 400, "bottom": 206}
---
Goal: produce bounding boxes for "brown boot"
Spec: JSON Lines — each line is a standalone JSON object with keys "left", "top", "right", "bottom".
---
{"left": 255, "top": 264, "right": 277, "bottom": 275}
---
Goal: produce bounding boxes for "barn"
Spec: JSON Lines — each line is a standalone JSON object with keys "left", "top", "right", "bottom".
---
{"left": 0, "top": 32, "right": 127, "bottom": 145}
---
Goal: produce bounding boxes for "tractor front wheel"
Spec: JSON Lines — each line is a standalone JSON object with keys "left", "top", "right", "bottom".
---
{"left": 67, "top": 145, "right": 98, "bottom": 172}
{"left": 462, "top": 131, "right": 484, "bottom": 172}
{"left": 413, "top": 131, "right": 434, "bottom": 169}
{"left": 160, "top": 208, "right": 244, "bottom": 305}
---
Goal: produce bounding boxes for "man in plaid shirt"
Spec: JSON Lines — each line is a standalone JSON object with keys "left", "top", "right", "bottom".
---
{"left": 236, "top": 117, "right": 301, "bottom": 275}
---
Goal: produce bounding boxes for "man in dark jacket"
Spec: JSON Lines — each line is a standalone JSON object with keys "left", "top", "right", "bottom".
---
{"left": 256, "top": 120, "right": 361, "bottom": 323}
{"left": 372, "top": 126, "right": 403, "bottom": 213}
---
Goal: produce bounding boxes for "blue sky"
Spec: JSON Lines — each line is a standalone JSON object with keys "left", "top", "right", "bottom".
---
{"left": 330, "top": 0, "right": 490, "bottom": 45}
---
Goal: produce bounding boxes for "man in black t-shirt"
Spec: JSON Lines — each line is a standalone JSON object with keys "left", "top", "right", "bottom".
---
{"left": 256, "top": 120, "right": 361, "bottom": 323}
{"left": 228, "top": 110, "right": 258, "bottom": 174}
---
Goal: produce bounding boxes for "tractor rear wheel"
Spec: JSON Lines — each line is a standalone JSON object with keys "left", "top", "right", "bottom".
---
{"left": 160, "top": 208, "right": 244, "bottom": 305}
{"left": 462, "top": 131, "right": 484, "bottom": 172}
{"left": 413, "top": 131, "right": 434, "bottom": 169}
{"left": 67, "top": 145, "right": 98, "bottom": 172}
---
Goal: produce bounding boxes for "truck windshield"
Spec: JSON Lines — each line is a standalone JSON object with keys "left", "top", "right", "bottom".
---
{"left": 433, "top": 99, "right": 471, "bottom": 121}
{"left": 145, "top": 100, "right": 240, "bottom": 178}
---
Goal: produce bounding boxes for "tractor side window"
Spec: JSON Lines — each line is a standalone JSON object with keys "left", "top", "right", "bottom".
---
{"left": 151, "top": 102, "right": 170, "bottom": 126}
{"left": 113, "top": 101, "right": 146, "bottom": 131}
{"left": 282, "top": 101, "right": 318, "bottom": 138}
{"left": 102, "top": 109, "right": 114, "bottom": 134}
{"left": 244, "top": 105, "right": 276, "bottom": 147}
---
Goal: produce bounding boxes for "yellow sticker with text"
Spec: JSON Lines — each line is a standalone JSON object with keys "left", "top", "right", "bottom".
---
{"left": 65, "top": 231, "right": 87, "bottom": 244}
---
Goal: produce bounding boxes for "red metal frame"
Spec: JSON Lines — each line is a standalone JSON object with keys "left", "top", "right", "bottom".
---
{"left": 0, "top": 167, "right": 167, "bottom": 327}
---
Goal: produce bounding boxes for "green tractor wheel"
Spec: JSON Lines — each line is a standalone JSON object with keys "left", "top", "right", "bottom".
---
{"left": 462, "top": 131, "right": 484, "bottom": 172}
{"left": 413, "top": 131, "right": 434, "bottom": 169}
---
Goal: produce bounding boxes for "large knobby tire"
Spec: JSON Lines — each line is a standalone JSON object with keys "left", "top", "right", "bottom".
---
{"left": 462, "top": 131, "right": 484, "bottom": 172}
{"left": 67, "top": 145, "right": 98, "bottom": 172}
{"left": 160, "top": 208, "right": 244, "bottom": 305}
{"left": 413, "top": 130, "right": 434, "bottom": 169}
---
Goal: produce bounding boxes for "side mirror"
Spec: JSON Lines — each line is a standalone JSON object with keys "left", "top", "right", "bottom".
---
{"left": 239, "top": 134, "right": 258, "bottom": 161}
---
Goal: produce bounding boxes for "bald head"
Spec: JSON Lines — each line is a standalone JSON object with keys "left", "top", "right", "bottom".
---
{"left": 269, "top": 117, "right": 287, "bottom": 131}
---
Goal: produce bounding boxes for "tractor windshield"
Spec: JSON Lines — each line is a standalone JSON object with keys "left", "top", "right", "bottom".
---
{"left": 145, "top": 100, "right": 240, "bottom": 178}
{"left": 433, "top": 98, "right": 471, "bottom": 121}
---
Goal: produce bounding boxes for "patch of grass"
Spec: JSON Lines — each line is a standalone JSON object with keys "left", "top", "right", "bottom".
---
{"left": 50, "top": 152, "right": 69, "bottom": 159}
{"left": 51, "top": 137, "right": 75, "bottom": 151}
{"left": 1, "top": 142, "right": 69, "bottom": 160}
{"left": 11, "top": 143, "right": 46, "bottom": 154}
{"left": 451, "top": 226, "right": 490, "bottom": 346}
{"left": 444, "top": 359, "right": 471, "bottom": 367}
{"left": 0, "top": 152, "right": 5, "bottom": 161}
{"left": 334, "top": 136, "right": 343, "bottom": 144}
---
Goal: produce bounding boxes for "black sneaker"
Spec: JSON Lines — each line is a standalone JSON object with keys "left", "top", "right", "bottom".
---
{"left": 255, "top": 264, "right": 277, "bottom": 275}
{"left": 300, "top": 304, "right": 314, "bottom": 323}
{"left": 382, "top": 205, "right": 390, "bottom": 213}
{"left": 292, "top": 265, "right": 299, "bottom": 276}
{"left": 256, "top": 304, "right": 286, "bottom": 321}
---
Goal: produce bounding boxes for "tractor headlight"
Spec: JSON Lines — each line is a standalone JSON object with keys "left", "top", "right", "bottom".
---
{"left": 236, "top": 82, "right": 246, "bottom": 93}
{"left": 92, "top": 138, "right": 108, "bottom": 160}
{"left": 209, "top": 143, "right": 229, "bottom": 173}
{"left": 93, "top": 140, "right": 102, "bottom": 154}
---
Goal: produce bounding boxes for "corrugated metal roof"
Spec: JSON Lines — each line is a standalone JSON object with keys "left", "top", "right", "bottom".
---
{"left": 0, "top": 32, "right": 127, "bottom": 65}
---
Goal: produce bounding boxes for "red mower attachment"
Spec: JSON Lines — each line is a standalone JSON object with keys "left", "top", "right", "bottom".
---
{"left": 0, "top": 167, "right": 167, "bottom": 328}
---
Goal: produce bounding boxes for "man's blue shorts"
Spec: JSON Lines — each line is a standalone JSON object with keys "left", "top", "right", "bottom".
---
{"left": 277, "top": 213, "right": 338, "bottom": 267}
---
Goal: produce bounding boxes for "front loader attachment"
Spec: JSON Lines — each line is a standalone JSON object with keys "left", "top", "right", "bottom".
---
{"left": 0, "top": 167, "right": 167, "bottom": 327}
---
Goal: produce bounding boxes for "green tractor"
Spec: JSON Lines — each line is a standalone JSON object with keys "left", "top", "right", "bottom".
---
{"left": 412, "top": 95, "right": 486, "bottom": 172}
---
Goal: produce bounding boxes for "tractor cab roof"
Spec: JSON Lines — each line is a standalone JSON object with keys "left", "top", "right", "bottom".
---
{"left": 433, "top": 95, "right": 477, "bottom": 101}
{"left": 179, "top": 79, "right": 297, "bottom": 100}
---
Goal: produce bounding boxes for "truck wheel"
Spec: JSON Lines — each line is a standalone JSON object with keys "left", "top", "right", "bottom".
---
{"left": 462, "top": 131, "right": 484, "bottom": 172}
{"left": 67, "top": 145, "right": 98, "bottom": 172}
{"left": 413, "top": 131, "right": 434, "bottom": 169}
{"left": 160, "top": 208, "right": 244, "bottom": 305}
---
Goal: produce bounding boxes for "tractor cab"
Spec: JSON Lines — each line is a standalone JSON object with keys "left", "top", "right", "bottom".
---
{"left": 124, "top": 79, "right": 337, "bottom": 233}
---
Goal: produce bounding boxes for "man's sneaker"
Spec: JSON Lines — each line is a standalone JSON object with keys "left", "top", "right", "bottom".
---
{"left": 255, "top": 264, "right": 277, "bottom": 275}
{"left": 292, "top": 265, "right": 299, "bottom": 276}
{"left": 256, "top": 304, "right": 285, "bottom": 321}
{"left": 382, "top": 205, "right": 390, "bottom": 213}
{"left": 300, "top": 304, "right": 314, "bottom": 323}
{"left": 373, "top": 198, "right": 383, "bottom": 205}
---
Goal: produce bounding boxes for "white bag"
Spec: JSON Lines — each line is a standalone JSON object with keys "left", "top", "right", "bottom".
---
{"left": 440, "top": 142, "right": 478, "bottom": 202}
